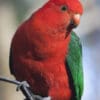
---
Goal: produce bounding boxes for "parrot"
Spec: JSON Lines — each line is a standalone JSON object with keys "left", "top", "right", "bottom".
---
{"left": 9, "top": 0, "right": 84, "bottom": 100}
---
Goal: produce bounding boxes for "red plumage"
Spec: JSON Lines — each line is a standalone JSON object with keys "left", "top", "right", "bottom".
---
{"left": 10, "top": 0, "right": 83, "bottom": 100}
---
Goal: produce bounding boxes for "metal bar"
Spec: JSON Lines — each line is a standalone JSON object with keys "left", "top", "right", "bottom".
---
{"left": 0, "top": 76, "right": 51, "bottom": 100}
{"left": 0, "top": 76, "right": 33, "bottom": 100}
{"left": 0, "top": 76, "right": 21, "bottom": 85}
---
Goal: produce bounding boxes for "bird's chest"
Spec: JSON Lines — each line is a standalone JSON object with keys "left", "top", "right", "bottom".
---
{"left": 43, "top": 61, "right": 69, "bottom": 87}
{"left": 41, "top": 61, "right": 72, "bottom": 99}
{"left": 29, "top": 32, "right": 71, "bottom": 61}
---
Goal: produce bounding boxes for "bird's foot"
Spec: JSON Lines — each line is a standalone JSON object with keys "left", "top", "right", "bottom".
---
{"left": 16, "top": 81, "right": 51, "bottom": 100}
{"left": 16, "top": 81, "right": 29, "bottom": 91}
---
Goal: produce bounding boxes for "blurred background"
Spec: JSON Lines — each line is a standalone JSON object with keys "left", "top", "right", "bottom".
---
{"left": 0, "top": 0, "right": 100, "bottom": 100}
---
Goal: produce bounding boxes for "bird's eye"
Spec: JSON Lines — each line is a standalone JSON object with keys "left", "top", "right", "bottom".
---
{"left": 61, "top": 5, "right": 68, "bottom": 11}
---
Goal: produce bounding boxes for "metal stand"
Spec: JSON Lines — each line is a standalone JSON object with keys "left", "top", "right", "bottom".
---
{"left": 0, "top": 76, "right": 51, "bottom": 100}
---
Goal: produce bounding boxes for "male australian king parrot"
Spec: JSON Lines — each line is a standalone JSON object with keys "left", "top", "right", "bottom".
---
{"left": 9, "top": 0, "right": 84, "bottom": 100}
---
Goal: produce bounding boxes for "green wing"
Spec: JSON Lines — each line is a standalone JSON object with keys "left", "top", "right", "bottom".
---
{"left": 66, "top": 31, "right": 84, "bottom": 100}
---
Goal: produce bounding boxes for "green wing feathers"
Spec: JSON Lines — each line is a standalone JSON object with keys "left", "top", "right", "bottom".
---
{"left": 66, "top": 32, "right": 84, "bottom": 100}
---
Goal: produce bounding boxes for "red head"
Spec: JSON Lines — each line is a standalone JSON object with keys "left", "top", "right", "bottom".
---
{"left": 29, "top": 0, "right": 83, "bottom": 39}
{"left": 25, "top": 0, "right": 83, "bottom": 60}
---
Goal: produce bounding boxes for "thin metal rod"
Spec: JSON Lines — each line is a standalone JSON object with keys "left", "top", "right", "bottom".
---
{"left": 0, "top": 76, "right": 33, "bottom": 100}
{"left": 0, "top": 76, "right": 51, "bottom": 100}
{"left": 0, "top": 76, "right": 20, "bottom": 85}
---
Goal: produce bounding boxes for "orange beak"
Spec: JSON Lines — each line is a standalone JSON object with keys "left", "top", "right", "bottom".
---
{"left": 66, "top": 14, "right": 81, "bottom": 37}
{"left": 72, "top": 14, "right": 81, "bottom": 27}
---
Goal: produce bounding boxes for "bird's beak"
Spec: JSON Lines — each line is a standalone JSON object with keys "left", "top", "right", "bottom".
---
{"left": 67, "top": 14, "right": 81, "bottom": 31}
{"left": 70, "top": 14, "right": 81, "bottom": 28}
{"left": 65, "top": 14, "right": 81, "bottom": 38}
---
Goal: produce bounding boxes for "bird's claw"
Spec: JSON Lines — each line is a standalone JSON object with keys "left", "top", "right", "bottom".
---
{"left": 16, "top": 81, "right": 29, "bottom": 91}
{"left": 16, "top": 81, "right": 51, "bottom": 100}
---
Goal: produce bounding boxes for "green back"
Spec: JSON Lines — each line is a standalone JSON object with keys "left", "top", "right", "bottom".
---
{"left": 66, "top": 31, "right": 84, "bottom": 100}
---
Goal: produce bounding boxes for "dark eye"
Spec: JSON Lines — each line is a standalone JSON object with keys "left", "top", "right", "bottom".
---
{"left": 61, "top": 5, "right": 68, "bottom": 11}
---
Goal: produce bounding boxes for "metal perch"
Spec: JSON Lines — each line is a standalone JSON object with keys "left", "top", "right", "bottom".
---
{"left": 0, "top": 76, "right": 51, "bottom": 100}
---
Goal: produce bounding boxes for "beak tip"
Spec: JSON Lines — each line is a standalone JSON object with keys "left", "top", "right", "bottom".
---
{"left": 73, "top": 14, "right": 81, "bottom": 26}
